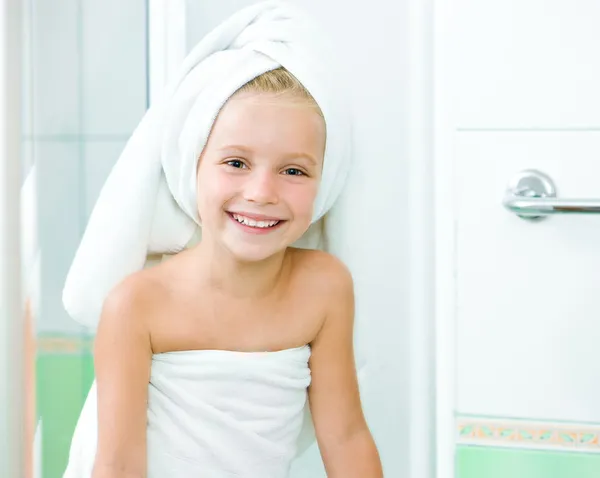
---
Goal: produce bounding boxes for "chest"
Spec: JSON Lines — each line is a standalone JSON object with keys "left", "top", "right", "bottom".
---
{"left": 151, "top": 285, "right": 325, "bottom": 353}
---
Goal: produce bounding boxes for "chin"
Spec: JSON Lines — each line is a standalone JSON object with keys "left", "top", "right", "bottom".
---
{"left": 224, "top": 240, "right": 287, "bottom": 263}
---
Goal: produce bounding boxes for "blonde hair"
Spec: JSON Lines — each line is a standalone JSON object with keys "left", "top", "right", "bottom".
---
{"left": 235, "top": 67, "right": 324, "bottom": 119}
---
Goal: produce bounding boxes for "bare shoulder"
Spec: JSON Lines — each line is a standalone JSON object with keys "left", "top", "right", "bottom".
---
{"left": 98, "top": 267, "right": 170, "bottom": 337}
{"left": 289, "top": 248, "right": 354, "bottom": 302}
{"left": 93, "top": 269, "right": 166, "bottom": 470}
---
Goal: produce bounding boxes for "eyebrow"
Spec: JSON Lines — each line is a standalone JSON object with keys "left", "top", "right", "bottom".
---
{"left": 218, "top": 145, "right": 318, "bottom": 165}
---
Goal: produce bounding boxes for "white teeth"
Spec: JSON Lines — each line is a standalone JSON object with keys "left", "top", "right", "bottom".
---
{"left": 232, "top": 214, "right": 280, "bottom": 228}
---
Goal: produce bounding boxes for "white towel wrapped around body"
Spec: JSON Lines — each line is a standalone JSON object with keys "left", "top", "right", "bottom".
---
{"left": 64, "top": 346, "right": 313, "bottom": 478}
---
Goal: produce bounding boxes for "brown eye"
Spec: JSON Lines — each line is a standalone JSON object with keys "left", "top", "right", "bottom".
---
{"left": 227, "top": 160, "right": 246, "bottom": 169}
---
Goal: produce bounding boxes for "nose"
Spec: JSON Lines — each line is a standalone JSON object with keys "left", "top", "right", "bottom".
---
{"left": 243, "top": 169, "right": 279, "bottom": 205}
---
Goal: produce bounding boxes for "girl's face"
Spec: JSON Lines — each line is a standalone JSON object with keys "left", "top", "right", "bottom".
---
{"left": 196, "top": 91, "right": 326, "bottom": 262}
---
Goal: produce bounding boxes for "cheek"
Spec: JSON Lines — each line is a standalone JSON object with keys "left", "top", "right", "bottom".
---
{"left": 285, "top": 183, "right": 319, "bottom": 221}
{"left": 196, "top": 169, "right": 235, "bottom": 218}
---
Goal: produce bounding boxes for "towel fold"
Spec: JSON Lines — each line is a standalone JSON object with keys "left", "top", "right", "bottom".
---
{"left": 62, "top": 0, "right": 351, "bottom": 330}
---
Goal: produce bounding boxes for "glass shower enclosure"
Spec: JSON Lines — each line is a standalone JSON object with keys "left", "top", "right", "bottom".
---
{"left": 2, "top": 0, "right": 150, "bottom": 476}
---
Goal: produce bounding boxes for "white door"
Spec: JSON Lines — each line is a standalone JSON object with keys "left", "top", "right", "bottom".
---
{"left": 153, "top": 1, "right": 435, "bottom": 477}
{"left": 435, "top": 0, "right": 600, "bottom": 476}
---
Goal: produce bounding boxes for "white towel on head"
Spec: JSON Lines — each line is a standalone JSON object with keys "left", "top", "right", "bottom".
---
{"left": 62, "top": 0, "right": 351, "bottom": 329}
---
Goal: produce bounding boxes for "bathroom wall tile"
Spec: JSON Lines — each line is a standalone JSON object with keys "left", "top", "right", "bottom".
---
{"left": 37, "top": 353, "right": 93, "bottom": 477}
{"left": 457, "top": 446, "right": 600, "bottom": 478}
{"left": 22, "top": 0, "right": 33, "bottom": 138}
{"left": 457, "top": 416, "right": 600, "bottom": 453}
{"left": 455, "top": 130, "right": 600, "bottom": 423}
{"left": 35, "top": 141, "right": 84, "bottom": 334}
{"left": 82, "top": 141, "right": 126, "bottom": 221}
{"left": 451, "top": 0, "right": 600, "bottom": 129}
{"left": 81, "top": 0, "right": 147, "bottom": 136}
{"left": 30, "top": 0, "right": 80, "bottom": 137}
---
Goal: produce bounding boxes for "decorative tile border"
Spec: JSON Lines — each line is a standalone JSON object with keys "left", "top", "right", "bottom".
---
{"left": 457, "top": 416, "right": 600, "bottom": 453}
{"left": 36, "top": 335, "right": 94, "bottom": 354}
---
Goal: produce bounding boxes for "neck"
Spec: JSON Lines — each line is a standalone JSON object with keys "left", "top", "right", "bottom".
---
{"left": 191, "top": 240, "right": 289, "bottom": 299}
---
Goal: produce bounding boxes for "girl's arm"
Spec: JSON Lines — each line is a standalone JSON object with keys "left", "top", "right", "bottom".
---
{"left": 308, "top": 257, "right": 383, "bottom": 477}
{"left": 92, "top": 276, "right": 154, "bottom": 478}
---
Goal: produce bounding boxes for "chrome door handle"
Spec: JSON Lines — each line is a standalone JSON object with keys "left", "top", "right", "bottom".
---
{"left": 503, "top": 169, "right": 600, "bottom": 220}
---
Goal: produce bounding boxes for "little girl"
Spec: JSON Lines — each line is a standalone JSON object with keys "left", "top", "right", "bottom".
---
{"left": 62, "top": 3, "right": 382, "bottom": 478}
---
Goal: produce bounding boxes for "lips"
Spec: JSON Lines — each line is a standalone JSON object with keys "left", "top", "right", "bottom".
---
{"left": 226, "top": 211, "right": 287, "bottom": 234}
{"left": 230, "top": 213, "right": 281, "bottom": 229}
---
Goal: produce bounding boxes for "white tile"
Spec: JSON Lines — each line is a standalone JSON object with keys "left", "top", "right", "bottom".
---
{"left": 35, "top": 141, "right": 85, "bottom": 334}
{"left": 30, "top": 0, "right": 80, "bottom": 136}
{"left": 81, "top": 0, "right": 147, "bottom": 136}
{"left": 22, "top": 0, "right": 33, "bottom": 138}
{"left": 450, "top": 0, "right": 600, "bottom": 129}
{"left": 82, "top": 141, "right": 126, "bottom": 220}
{"left": 455, "top": 131, "right": 600, "bottom": 423}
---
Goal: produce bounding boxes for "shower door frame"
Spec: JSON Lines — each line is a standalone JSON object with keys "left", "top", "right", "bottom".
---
{"left": 0, "top": 0, "right": 25, "bottom": 476}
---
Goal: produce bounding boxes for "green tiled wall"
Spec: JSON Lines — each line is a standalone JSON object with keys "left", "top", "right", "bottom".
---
{"left": 457, "top": 446, "right": 600, "bottom": 478}
{"left": 37, "top": 351, "right": 94, "bottom": 478}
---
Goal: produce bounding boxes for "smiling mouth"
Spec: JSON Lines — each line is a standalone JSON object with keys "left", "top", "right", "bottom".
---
{"left": 228, "top": 212, "right": 284, "bottom": 230}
